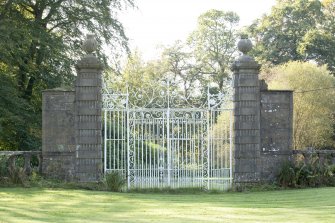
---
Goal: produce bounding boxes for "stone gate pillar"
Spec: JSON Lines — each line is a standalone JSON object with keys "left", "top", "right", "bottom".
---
{"left": 75, "top": 35, "right": 103, "bottom": 181}
{"left": 231, "top": 35, "right": 261, "bottom": 188}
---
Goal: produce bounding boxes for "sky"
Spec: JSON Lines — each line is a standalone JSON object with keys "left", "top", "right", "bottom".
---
{"left": 119, "top": 0, "right": 277, "bottom": 61}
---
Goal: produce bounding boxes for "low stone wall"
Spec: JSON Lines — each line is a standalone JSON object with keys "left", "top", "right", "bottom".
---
{"left": 260, "top": 90, "right": 293, "bottom": 181}
{"left": 42, "top": 89, "right": 76, "bottom": 180}
{"left": 0, "top": 151, "right": 42, "bottom": 175}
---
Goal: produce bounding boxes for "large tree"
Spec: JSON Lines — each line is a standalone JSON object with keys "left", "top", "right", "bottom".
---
{"left": 161, "top": 41, "right": 202, "bottom": 98}
{"left": 187, "top": 9, "right": 239, "bottom": 91}
{"left": 105, "top": 51, "right": 169, "bottom": 107}
{"left": 297, "top": 0, "right": 335, "bottom": 71}
{"left": 0, "top": 0, "right": 134, "bottom": 150}
{"left": 0, "top": 67, "right": 39, "bottom": 150}
{"left": 0, "top": 0, "right": 134, "bottom": 99}
{"left": 249, "top": 0, "right": 335, "bottom": 72}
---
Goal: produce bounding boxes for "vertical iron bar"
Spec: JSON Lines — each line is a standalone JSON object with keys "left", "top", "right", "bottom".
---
{"left": 141, "top": 113, "right": 144, "bottom": 188}
{"left": 192, "top": 113, "right": 196, "bottom": 187}
{"left": 145, "top": 115, "right": 148, "bottom": 188}
{"left": 229, "top": 109, "right": 233, "bottom": 187}
{"left": 151, "top": 118, "right": 153, "bottom": 188}
{"left": 137, "top": 113, "right": 140, "bottom": 188}
{"left": 126, "top": 93, "right": 130, "bottom": 189}
{"left": 177, "top": 118, "right": 180, "bottom": 188}
{"left": 167, "top": 79, "right": 171, "bottom": 186}
{"left": 109, "top": 111, "right": 112, "bottom": 171}
{"left": 185, "top": 115, "right": 188, "bottom": 186}
{"left": 181, "top": 117, "right": 184, "bottom": 187}
{"left": 113, "top": 111, "right": 116, "bottom": 170}
{"left": 117, "top": 111, "right": 120, "bottom": 170}
{"left": 167, "top": 109, "right": 170, "bottom": 187}
{"left": 154, "top": 118, "right": 157, "bottom": 187}
{"left": 198, "top": 116, "right": 200, "bottom": 187}
{"left": 104, "top": 110, "right": 107, "bottom": 173}
{"left": 206, "top": 87, "right": 210, "bottom": 190}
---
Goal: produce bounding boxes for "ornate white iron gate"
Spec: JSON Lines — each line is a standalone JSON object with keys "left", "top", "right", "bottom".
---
{"left": 103, "top": 82, "right": 233, "bottom": 190}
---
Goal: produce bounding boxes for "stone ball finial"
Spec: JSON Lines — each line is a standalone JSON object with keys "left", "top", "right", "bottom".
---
{"left": 82, "top": 34, "right": 97, "bottom": 54}
{"left": 237, "top": 34, "right": 253, "bottom": 55}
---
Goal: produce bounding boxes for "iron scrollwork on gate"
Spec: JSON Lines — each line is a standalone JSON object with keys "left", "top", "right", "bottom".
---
{"left": 103, "top": 78, "right": 233, "bottom": 191}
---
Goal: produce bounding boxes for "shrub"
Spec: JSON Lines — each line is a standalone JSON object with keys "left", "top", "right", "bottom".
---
{"left": 0, "top": 155, "right": 29, "bottom": 186}
{"left": 277, "top": 157, "right": 335, "bottom": 188}
{"left": 105, "top": 171, "right": 126, "bottom": 192}
{"left": 277, "top": 161, "right": 296, "bottom": 187}
{"left": 9, "top": 167, "right": 28, "bottom": 186}
{"left": 0, "top": 156, "right": 9, "bottom": 178}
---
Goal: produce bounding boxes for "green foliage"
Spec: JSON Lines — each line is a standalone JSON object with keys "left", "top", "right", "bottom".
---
{"left": 0, "top": 70, "right": 40, "bottom": 150}
{"left": 249, "top": 0, "right": 335, "bottom": 72}
{"left": 0, "top": 0, "right": 134, "bottom": 150}
{"left": 1, "top": 170, "right": 108, "bottom": 190}
{"left": 1, "top": 156, "right": 28, "bottom": 186}
{"left": 264, "top": 61, "right": 335, "bottom": 149}
{"left": 106, "top": 51, "right": 170, "bottom": 107}
{"left": 161, "top": 41, "right": 203, "bottom": 97}
{"left": 239, "top": 183, "right": 281, "bottom": 192}
{"left": 188, "top": 10, "right": 239, "bottom": 91}
{"left": 277, "top": 161, "right": 296, "bottom": 188}
{"left": 8, "top": 167, "right": 28, "bottom": 186}
{"left": 107, "top": 9, "right": 240, "bottom": 105}
{"left": 0, "top": 156, "right": 8, "bottom": 177}
{"left": 105, "top": 171, "right": 126, "bottom": 192}
{"left": 277, "top": 158, "right": 335, "bottom": 188}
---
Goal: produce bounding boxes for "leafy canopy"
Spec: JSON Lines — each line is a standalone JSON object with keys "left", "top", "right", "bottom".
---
{"left": 249, "top": 0, "right": 335, "bottom": 72}
{"left": 0, "top": 0, "right": 134, "bottom": 150}
{"left": 188, "top": 10, "right": 239, "bottom": 90}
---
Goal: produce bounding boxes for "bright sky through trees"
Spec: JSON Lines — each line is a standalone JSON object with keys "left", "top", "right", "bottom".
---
{"left": 119, "top": 0, "right": 276, "bottom": 60}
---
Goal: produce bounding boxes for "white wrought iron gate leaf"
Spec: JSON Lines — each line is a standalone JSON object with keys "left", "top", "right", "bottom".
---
{"left": 103, "top": 80, "right": 233, "bottom": 191}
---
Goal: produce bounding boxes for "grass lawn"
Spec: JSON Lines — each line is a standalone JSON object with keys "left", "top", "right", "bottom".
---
{"left": 0, "top": 187, "right": 334, "bottom": 223}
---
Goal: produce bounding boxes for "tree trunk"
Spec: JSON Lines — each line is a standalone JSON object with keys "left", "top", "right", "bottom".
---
{"left": 24, "top": 76, "right": 36, "bottom": 100}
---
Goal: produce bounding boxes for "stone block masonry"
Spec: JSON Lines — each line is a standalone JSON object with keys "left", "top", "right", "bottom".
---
{"left": 42, "top": 90, "right": 76, "bottom": 180}
{"left": 74, "top": 35, "right": 103, "bottom": 182}
{"left": 260, "top": 90, "right": 293, "bottom": 181}
{"left": 42, "top": 35, "right": 103, "bottom": 182}
{"left": 232, "top": 36, "right": 293, "bottom": 187}
{"left": 232, "top": 36, "right": 261, "bottom": 186}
